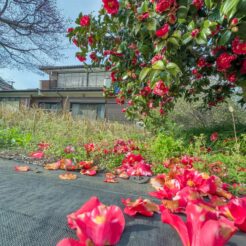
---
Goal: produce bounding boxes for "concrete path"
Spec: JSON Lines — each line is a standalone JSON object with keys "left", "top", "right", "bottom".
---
{"left": 0, "top": 158, "right": 245, "bottom": 246}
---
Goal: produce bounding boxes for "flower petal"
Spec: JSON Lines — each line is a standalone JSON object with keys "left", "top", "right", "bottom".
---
{"left": 161, "top": 208, "right": 190, "bottom": 246}
{"left": 59, "top": 173, "right": 77, "bottom": 180}
{"left": 29, "top": 151, "right": 44, "bottom": 159}
{"left": 67, "top": 197, "right": 102, "bottom": 230}
{"left": 14, "top": 165, "right": 30, "bottom": 172}
{"left": 56, "top": 238, "right": 83, "bottom": 246}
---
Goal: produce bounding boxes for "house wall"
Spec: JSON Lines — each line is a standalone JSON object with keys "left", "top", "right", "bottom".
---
{"left": 30, "top": 96, "right": 126, "bottom": 122}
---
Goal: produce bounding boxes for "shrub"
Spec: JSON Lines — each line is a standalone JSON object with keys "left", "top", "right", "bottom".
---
{"left": 150, "top": 133, "right": 184, "bottom": 163}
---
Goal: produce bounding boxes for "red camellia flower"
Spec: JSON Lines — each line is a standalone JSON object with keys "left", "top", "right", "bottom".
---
{"left": 156, "top": 23, "right": 170, "bottom": 38}
{"left": 102, "top": 0, "right": 119, "bottom": 15}
{"left": 140, "top": 85, "right": 152, "bottom": 96}
{"left": 67, "top": 27, "right": 74, "bottom": 33}
{"left": 168, "top": 13, "right": 177, "bottom": 25}
{"left": 226, "top": 72, "right": 237, "bottom": 83}
{"left": 197, "top": 57, "right": 208, "bottom": 68}
{"left": 111, "top": 71, "right": 117, "bottom": 82}
{"left": 138, "top": 12, "right": 149, "bottom": 21}
{"left": 151, "top": 54, "right": 164, "bottom": 65}
{"left": 161, "top": 202, "right": 237, "bottom": 246}
{"left": 191, "top": 29, "right": 199, "bottom": 38}
{"left": 84, "top": 143, "right": 95, "bottom": 153}
{"left": 89, "top": 52, "right": 98, "bottom": 62}
{"left": 153, "top": 80, "right": 169, "bottom": 97}
{"left": 58, "top": 197, "right": 125, "bottom": 246}
{"left": 193, "top": 0, "right": 204, "bottom": 10}
{"left": 231, "top": 18, "right": 239, "bottom": 26}
{"left": 232, "top": 37, "right": 246, "bottom": 55}
{"left": 227, "top": 197, "right": 246, "bottom": 232}
{"left": 64, "top": 145, "right": 75, "bottom": 154}
{"left": 80, "top": 15, "right": 90, "bottom": 26}
{"left": 79, "top": 161, "right": 94, "bottom": 170}
{"left": 72, "top": 38, "right": 78, "bottom": 47}
{"left": 122, "top": 198, "right": 159, "bottom": 217}
{"left": 241, "top": 59, "right": 246, "bottom": 75}
{"left": 76, "top": 54, "right": 86, "bottom": 62}
{"left": 29, "top": 151, "right": 44, "bottom": 159}
{"left": 156, "top": 0, "right": 175, "bottom": 13}
{"left": 15, "top": 165, "right": 30, "bottom": 172}
{"left": 210, "top": 132, "right": 218, "bottom": 142}
{"left": 38, "top": 142, "right": 50, "bottom": 151}
{"left": 216, "top": 53, "right": 237, "bottom": 72}
{"left": 88, "top": 35, "right": 94, "bottom": 46}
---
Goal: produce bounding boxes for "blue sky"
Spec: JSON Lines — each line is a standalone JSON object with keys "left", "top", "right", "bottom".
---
{"left": 0, "top": 0, "right": 101, "bottom": 89}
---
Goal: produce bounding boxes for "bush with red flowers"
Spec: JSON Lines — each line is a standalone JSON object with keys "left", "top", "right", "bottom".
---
{"left": 68, "top": 0, "right": 246, "bottom": 122}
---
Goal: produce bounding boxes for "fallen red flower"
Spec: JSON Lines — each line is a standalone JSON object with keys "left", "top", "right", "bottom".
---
{"left": 29, "top": 151, "right": 44, "bottom": 159}
{"left": 38, "top": 142, "right": 50, "bottom": 151}
{"left": 84, "top": 143, "right": 95, "bottom": 153}
{"left": 161, "top": 202, "right": 237, "bottom": 246}
{"left": 227, "top": 197, "right": 246, "bottom": 232}
{"left": 210, "top": 132, "right": 219, "bottom": 142}
{"left": 59, "top": 173, "right": 77, "bottom": 180}
{"left": 64, "top": 146, "right": 75, "bottom": 154}
{"left": 161, "top": 187, "right": 201, "bottom": 213}
{"left": 126, "top": 162, "right": 152, "bottom": 177}
{"left": 44, "top": 161, "right": 60, "bottom": 170}
{"left": 60, "top": 197, "right": 125, "bottom": 246}
{"left": 80, "top": 167, "right": 97, "bottom": 176}
{"left": 118, "top": 171, "right": 129, "bottom": 179}
{"left": 78, "top": 161, "right": 94, "bottom": 170}
{"left": 59, "top": 159, "right": 74, "bottom": 170}
{"left": 14, "top": 165, "right": 30, "bottom": 172}
{"left": 104, "top": 177, "right": 119, "bottom": 183}
{"left": 122, "top": 197, "right": 159, "bottom": 217}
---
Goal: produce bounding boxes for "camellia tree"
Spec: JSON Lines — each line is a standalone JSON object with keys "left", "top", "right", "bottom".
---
{"left": 68, "top": 0, "right": 246, "bottom": 121}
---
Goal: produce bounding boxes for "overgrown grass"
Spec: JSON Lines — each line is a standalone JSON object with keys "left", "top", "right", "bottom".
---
{"left": 0, "top": 106, "right": 149, "bottom": 159}
{"left": 0, "top": 106, "right": 245, "bottom": 189}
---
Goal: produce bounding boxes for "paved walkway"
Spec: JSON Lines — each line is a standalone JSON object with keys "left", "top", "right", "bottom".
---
{"left": 0, "top": 158, "right": 244, "bottom": 246}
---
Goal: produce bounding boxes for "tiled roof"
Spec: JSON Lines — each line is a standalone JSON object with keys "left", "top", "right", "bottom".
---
{"left": 0, "top": 77, "right": 14, "bottom": 90}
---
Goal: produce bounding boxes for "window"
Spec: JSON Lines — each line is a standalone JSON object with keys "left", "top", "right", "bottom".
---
{"left": 0, "top": 97, "right": 19, "bottom": 108}
{"left": 88, "top": 72, "right": 110, "bottom": 87}
{"left": 38, "top": 102, "right": 61, "bottom": 111}
{"left": 57, "top": 73, "right": 87, "bottom": 88}
{"left": 70, "top": 103, "right": 105, "bottom": 120}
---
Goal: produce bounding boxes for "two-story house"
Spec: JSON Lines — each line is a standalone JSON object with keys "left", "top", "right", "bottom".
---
{"left": 0, "top": 65, "right": 126, "bottom": 121}
{"left": 0, "top": 77, "right": 14, "bottom": 91}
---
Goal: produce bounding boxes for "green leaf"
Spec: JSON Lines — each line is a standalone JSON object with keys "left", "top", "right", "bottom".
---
{"left": 134, "top": 23, "right": 142, "bottom": 35}
{"left": 177, "top": 6, "right": 188, "bottom": 19}
{"left": 188, "top": 21, "right": 195, "bottom": 31}
{"left": 205, "top": 0, "right": 213, "bottom": 9}
{"left": 149, "top": 70, "right": 162, "bottom": 83}
{"left": 168, "top": 37, "right": 180, "bottom": 47}
{"left": 221, "top": 0, "right": 240, "bottom": 17}
{"left": 238, "top": 22, "right": 246, "bottom": 39}
{"left": 201, "top": 26, "right": 211, "bottom": 36}
{"left": 218, "top": 30, "right": 232, "bottom": 45}
{"left": 236, "top": 0, "right": 246, "bottom": 18}
{"left": 196, "top": 37, "right": 207, "bottom": 45}
{"left": 139, "top": 67, "right": 151, "bottom": 81}
{"left": 146, "top": 18, "right": 157, "bottom": 31}
{"left": 182, "top": 33, "right": 192, "bottom": 44}
{"left": 139, "top": 0, "right": 149, "bottom": 13}
{"left": 152, "top": 61, "right": 165, "bottom": 70}
{"left": 172, "top": 30, "right": 182, "bottom": 39}
{"left": 166, "top": 63, "right": 182, "bottom": 76}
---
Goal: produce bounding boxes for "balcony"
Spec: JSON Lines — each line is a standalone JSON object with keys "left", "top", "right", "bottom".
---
{"left": 40, "top": 80, "right": 57, "bottom": 90}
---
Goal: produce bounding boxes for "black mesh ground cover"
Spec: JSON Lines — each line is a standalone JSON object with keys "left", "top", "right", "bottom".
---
{"left": 0, "top": 158, "right": 244, "bottom": 246}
